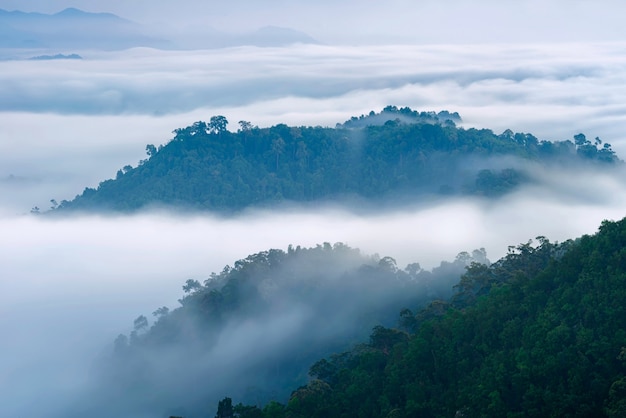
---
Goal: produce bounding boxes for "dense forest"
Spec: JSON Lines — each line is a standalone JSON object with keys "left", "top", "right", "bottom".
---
{"left": 41, "top": 107, "right": 626, "bottom": 417}
{"left": 62, "top": 242, "right": 487, "bottom": 418}
{"left": 60, "top": 216, "right": 626, "bottom": 417}
{"left": 210, "top": 217, "right": 626, "bottom": 418}
{"left": 49, "top": 106, "right": 619, "bottom": 214}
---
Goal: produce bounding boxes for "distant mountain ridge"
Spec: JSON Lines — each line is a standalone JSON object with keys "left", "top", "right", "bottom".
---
{"left": 28, "top": 53, "right": 82, "bottom": 60}
{"left": 0, "top": 7, "right": 123, "bottom": 19}
{"left": 0, "top": 7, "right": 319, "bottom": 50}
{"left": 0, "top": 7, "right": 163, "bottom": 49}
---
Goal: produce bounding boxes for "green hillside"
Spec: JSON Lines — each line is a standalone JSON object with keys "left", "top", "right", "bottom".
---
{"left": 52, "top": 106, "right": 619, "bottom": 214}
{"left": 64, "top": 216, "right": 626, "bottom": 417}
{"left": 222, "top": 217, "right": 626, "bottom": 418}
{"left": 67, "top": 243, "right": 486, "bottom": 418}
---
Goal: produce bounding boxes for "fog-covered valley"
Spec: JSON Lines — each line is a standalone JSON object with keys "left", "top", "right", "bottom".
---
{"left": 3, "top": 1, "right": 626, "bottom": 416}
{"left": 3, "top": 180, "right": 626, "bottom": 416}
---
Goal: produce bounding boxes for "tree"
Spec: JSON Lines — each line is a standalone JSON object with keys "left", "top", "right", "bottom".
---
{"left": 146, "top": 144, "right": 157, "bottom": 157}
{"left": 133, "top": 315, "right": 148, "bottom": 333}
{"left": 271, "top": 137, "right": 285, "bottom": 171}
{"left": 209, "top": 115, "right": 229, "bottom": 134}
{"left": 500, "top": 129, "right": 514, "bottom": 138}
{"left": 262, "top": 401, "right": 286, "bottom": 418}
{"left": 113, "top": 333, "right": 129, "bottom": 354}
{"left": 152, "top": 306, "right": 169, "bottom": 319}
{"left": 574, "top": 133, "right": 589, "bottom": 147}
{"left": 191, "top": 121, "right": 208, "bottom": 136}
{"left": 405, "top": 262, "right": 422, "bottom": 278}
{"left": 598, "top": 142, "right": 617, "bottom": 163}
{"left": 238, "top": 120, "right": 253, "bottom": 132}
{"left": 233, "top": 403, "right": 263, "bottom": 418}
{"left": 215, "top": 397, "right": 234, "bottom": 418}
{"left": 182, "top": 279, "right": 201, "bottom": 293}
{"left": 399, "top": 308, "right": 417, "bottom": 331}
{"left": 378, "top": 256, "right": 398, "bottom": 272}
{"left": 369, "top": 325, "right": 408, "bottom": 354}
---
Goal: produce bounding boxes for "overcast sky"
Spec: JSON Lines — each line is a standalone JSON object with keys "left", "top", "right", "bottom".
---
{"left": 1, "top": 0, "right": 626, "bottom": 44}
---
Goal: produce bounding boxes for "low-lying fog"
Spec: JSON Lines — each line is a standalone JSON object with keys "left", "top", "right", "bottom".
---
{"left": 2, "top": 41, "right": 626, "bottom": 416}
{"left": 3, "top": 178, "right": 626, "bottom": 416}
{"left": 2, "top": 43, "right": 626, "bottom": 213}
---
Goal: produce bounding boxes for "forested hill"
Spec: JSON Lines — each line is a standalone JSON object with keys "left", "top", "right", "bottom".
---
{"left": 211, "top": 216, "right": 626, "bottom": 417}
{"left": 63, "top": 243, "right": 489, "bottom": 418}
{"left": 53, "top": 106, "right": 619, "bottom": 213}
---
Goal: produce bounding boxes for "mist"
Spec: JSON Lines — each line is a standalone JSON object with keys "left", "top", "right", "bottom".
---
{"left": 2, "top": 42, "right": 626, "bottom": 214}
{"left": 3, "top": 163, "right": 626, "bottom": 415}
{"left": 2, "top": 2, "right": 626, "bottom": 413}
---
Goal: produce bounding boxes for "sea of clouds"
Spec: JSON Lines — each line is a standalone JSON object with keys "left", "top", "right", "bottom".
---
{"left": 2, "top": 41, "right": 626, "bottom": 416}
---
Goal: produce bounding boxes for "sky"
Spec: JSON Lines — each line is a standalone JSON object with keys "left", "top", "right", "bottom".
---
{"left": 2, "top": 0, "right": 626, "bottom": 416}
{"left": 1, "top": 0, "right": 626, "bottom": 44}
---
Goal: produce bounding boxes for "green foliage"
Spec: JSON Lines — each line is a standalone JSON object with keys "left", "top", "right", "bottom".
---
{"left": 336, "top": 106, "right": 462, "bottom": 129}
{"left": 52, "top": 108, "right": 620, "bottom": 213}
{"left": 471, "top": 168, "right": 526, "bottom": 196}
{"left": 103, "top": 242, "right": 485, "bottom": 417}
{"left": 215, "top": 397, "right": 234, "bottom": 418}
{"left": 224, "top": 218, "right": 626, "bottom": 417}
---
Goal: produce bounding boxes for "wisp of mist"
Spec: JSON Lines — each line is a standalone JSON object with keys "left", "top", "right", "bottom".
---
{"left": 2, "top": 166, "right": 626, "bottom": 416}
{"left": 2, "top": 39, "right": 626, "bottom": 416}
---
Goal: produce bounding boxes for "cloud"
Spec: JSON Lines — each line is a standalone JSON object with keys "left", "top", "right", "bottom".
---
{"left": 1, "top": 43, "right": 624, "bottom": 117}
{"left": 2, "top": 25, "right": 626, "bottom": 416}
{"left": 2, "top": 166, "right": 626, "bottom": 415}
{"left": 2, "top": 42, "right": 626, "bottom": 214}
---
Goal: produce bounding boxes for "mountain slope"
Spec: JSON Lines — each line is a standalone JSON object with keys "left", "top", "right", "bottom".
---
{"left": 0, "top": 7, "right": 165, "bottom": 49}
{"left": 62, "top": 216, "right": 626, "bottom": 417}
{"left": 59, "top": 243, "right": 486, "bottom": 418}
{"left": 0, "top": 8, "right": 319, "bottom": 51}
{"left": 52, "top": 107, "right": 620, "bottom": 214}
{"left": 249, "top": 217, "right": 626, "bottom": 417}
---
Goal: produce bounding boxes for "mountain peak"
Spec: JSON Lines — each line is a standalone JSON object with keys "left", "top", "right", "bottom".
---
{"left": 54, "top": 7, "right": 124, "bottom": 20}
{"left": 55, "top": 7, "right": 84, "bottom": 16}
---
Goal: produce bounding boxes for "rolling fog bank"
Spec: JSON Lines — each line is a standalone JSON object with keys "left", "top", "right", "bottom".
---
{"left": 2, "top": 37, "right": 626, "bottom": 416}
{"left": 2, "top": 164, "right": 626, "bottom": 415}
{"left": 2, "top": 42, "right": 626, "bottom": 213}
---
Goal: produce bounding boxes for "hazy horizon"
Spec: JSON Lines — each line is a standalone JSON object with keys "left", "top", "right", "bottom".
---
{"left": 1, "top": 0, "right": 626, "bottom": 45}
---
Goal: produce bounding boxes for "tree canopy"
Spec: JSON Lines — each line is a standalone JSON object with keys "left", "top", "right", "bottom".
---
{"left": 222, "top": 217, "right": 626, "bottom": 417}
{"left": 65, "top": 216, "right": 626, "bottom": 417}
{"left": 71, "top": 243, "right": 487, "bottom": 417}
{"left": 50, "top": 107, "right": 620, "bottom": 214}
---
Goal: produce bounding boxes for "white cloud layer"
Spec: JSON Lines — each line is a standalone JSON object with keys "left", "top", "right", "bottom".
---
{"left": 1, "top": 11, "right": 626, "bottom": 412}
{"left": 2, "top": 174, "right": 626, "bottom": 415}
{"left": 2, "top": 42, "right": 626, "bottom": 212}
